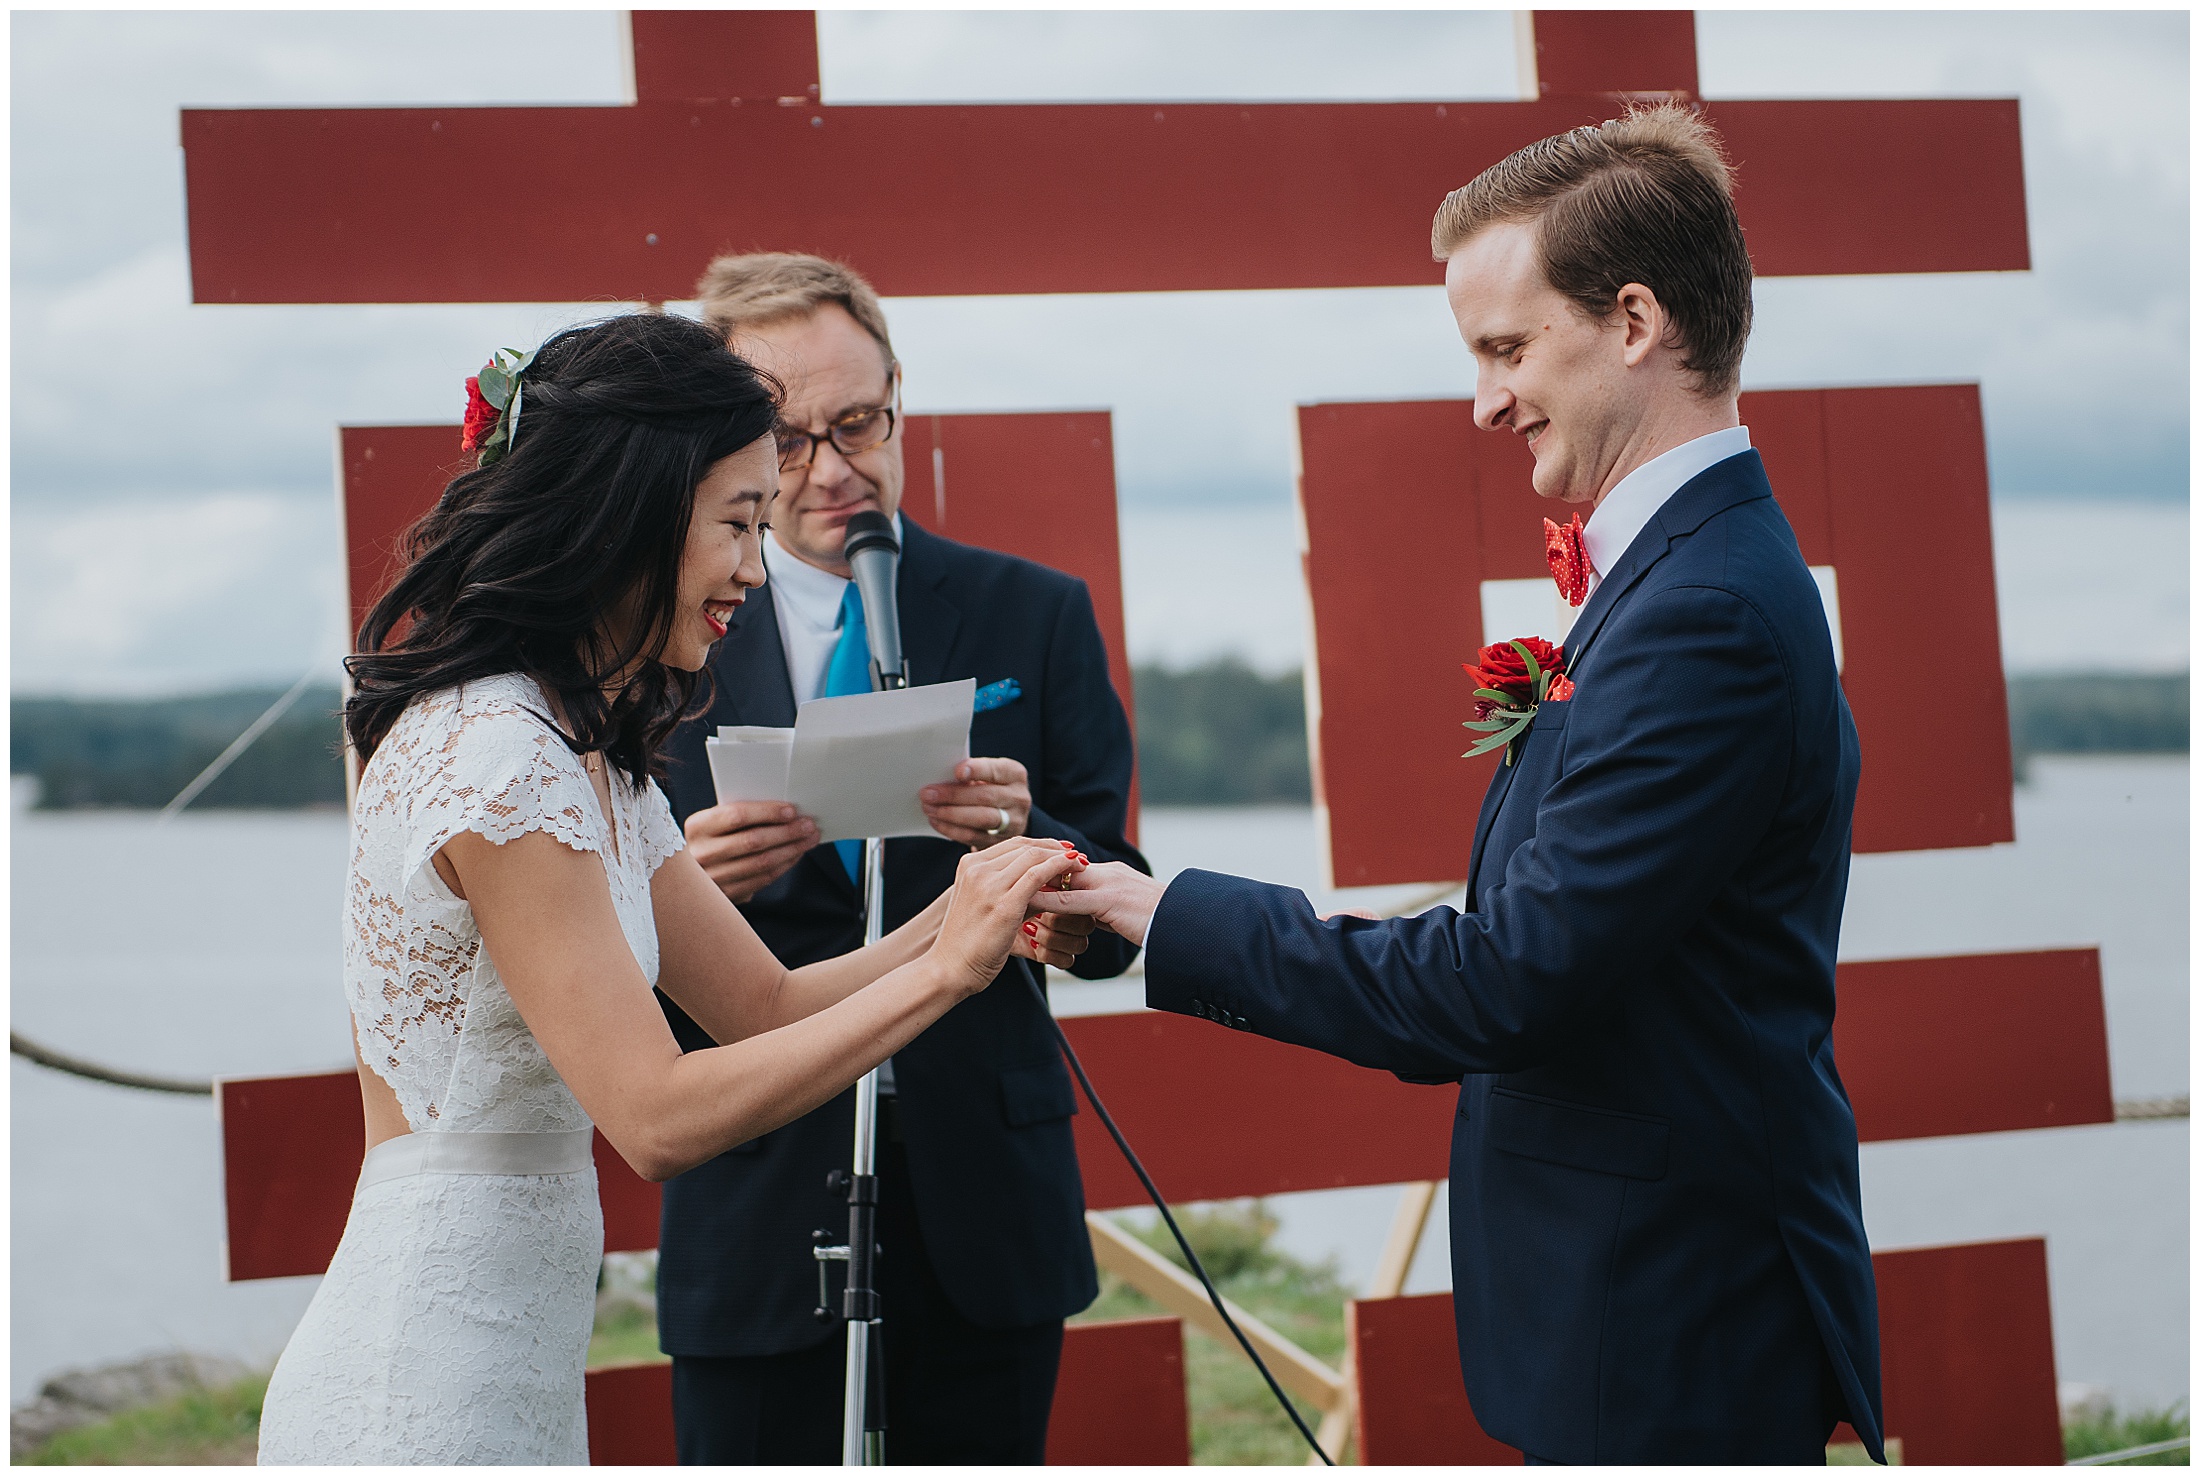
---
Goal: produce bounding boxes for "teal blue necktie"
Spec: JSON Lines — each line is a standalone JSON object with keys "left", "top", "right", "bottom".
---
{"left": 823, "top": 582, "right": 871, "bottom": 882}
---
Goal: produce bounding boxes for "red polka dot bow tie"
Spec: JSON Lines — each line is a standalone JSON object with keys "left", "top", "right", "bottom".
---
{"left": 1545, "top": 513, "right": 1591, "bottom": 607}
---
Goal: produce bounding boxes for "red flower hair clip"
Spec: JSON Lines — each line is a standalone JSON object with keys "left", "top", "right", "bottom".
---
{"left": 459, "top": 346, "right": 536, "bottom": 467}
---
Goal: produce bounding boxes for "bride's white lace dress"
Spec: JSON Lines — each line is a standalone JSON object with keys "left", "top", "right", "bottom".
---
{"left": 257, "top": 673, "right": 686, "bottom": 1465}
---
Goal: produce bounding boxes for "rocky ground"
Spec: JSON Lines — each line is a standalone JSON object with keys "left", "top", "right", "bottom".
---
{"left": 11, "top": 1352, "right": 254, "bottom": 1462}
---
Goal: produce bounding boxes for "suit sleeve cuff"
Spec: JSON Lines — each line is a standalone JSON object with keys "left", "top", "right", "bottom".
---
{"left": 1143, "top": 869, "right": 1263, "bottom": 1029}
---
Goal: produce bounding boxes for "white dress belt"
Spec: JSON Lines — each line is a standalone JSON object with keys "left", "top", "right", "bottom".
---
{"left": 356, "top": 1128, "right": 596, "bottom": 1193}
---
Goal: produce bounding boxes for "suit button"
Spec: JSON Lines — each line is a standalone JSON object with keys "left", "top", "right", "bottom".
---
{"left": 1188, "top": 997, "right": 1206, "bottom": 1016}
{"left": 1233, "top": 1015, "right": 1250, "bottom": 1030}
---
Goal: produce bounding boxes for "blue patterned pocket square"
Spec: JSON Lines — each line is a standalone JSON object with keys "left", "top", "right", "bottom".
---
{"left": 974, "top": 678, "right": 1023, "bottom": 712}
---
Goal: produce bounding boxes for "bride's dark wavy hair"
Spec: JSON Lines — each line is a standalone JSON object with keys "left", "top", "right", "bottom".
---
{"left": 344, "top": 312, "right": 779, "bottom": 783}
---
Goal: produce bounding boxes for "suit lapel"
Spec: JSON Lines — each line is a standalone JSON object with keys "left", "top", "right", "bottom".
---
{"left": 1464, "top": 452, "right": 1773, "bottom": 902}
{"left": 709, "top": 585, "right": 798, "bottom": 727}
{"left": 1465, "top": 752, "right": 1522, "bottom": 902}
{"left": 1562, "top": 450, "right": 1774, "bottom": 676}
{"left": 895, "top": 520, "right": 964, "bottom": 689}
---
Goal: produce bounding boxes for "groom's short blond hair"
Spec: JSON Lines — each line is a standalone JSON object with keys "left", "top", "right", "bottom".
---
{"left": 693, "top": 252, "right": 897, "bottom": 373}
{"left": 1431, "top": 105, "right": 1754, "bottom": 397}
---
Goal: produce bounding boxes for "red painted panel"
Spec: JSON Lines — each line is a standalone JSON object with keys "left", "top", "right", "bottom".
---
{"left": 179, "top": 92, "right": 2026, "bottom": 305}
{"left": 899, "top": 410, "right": 1134, "bottom": 732}
{"left": 1298, "top": 400, "right": 1490, "bottom": 888}
{"left": 631, "top": 10, "right": 816, "bottom": 105}
{"left": 1865, "top": 1238, "right": 2066, "bottom": 1465}
{"left": 1300, "top": 385, "right": 2013, "bottom": 887}
{"left": 1742, "top": 388, "right": 1834, "bottom": 565}
{"left": 1057, "top": 1011, "right": 1456, "bottom": 1210}
{"left": 338, "top": 425, "right": 471, "bottom": 640}
{"left": 1355, "top": 1241, "right": 2061, "bottom": 1466}
{"left": 1719, "top": 99, "right": 2031, "bottom": 278}
{"left": 585, "top": 1361, "right": 677, "bottom": 1464}
{"left": 595, "top": 1131, "right": 663, "bottom": 1255}
{"left": 223, "top": 1069, "right": 664, "bottom": 1281}
{"left": 223, "top": 945, "right": 2111, "bottom": 1278}
{"left": 1046, "top": 1317, "right": 1192, "bottom": 1465}
{"left": 1821, "top": 384, "right": 2014, "bottom": 852}
{"left": 219, "top": 1073, "right": 363, "bottom": 1282}
{"left": 1533, "top": 11, "right": 1698, "bottom": 98}
{"left": 1352, "top": 1293, "right": 1522, "bottom": 1465}
{"left": 1836, "top": 950, "right": 2112, "bottom": 1142}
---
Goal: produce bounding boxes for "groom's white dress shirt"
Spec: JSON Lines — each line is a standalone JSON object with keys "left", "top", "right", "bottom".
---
{"left": 1580, "top": 425, "right": 1752, "bottom": 595}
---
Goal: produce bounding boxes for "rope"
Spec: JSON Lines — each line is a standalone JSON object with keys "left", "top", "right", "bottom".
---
{"left": 2114, "top": 1096, "right": 2189, "bottom": 1121}
{"left": 2068, "top": 1434, "right": 2191, "bottom": 1465}
{"left": 10, "top": 1032, "right": 213, "bottom": 1095}
{"left": 154, "top": 665, "right": 324, "bottom": 826}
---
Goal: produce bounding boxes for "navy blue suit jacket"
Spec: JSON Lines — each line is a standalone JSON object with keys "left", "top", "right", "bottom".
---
{"left": 655, "top": 518, "right": 1145, "bottom": 1356}
{"left": 1144, "top": 453, "right": 1883, "bottom": 1463}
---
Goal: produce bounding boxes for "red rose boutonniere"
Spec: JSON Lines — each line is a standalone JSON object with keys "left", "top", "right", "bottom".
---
{"left": 1462, "top": 637, "right": 1574, "bottom": 766}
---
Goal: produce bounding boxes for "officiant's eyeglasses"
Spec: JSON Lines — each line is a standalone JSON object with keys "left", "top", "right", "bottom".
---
{"left": 774, "top": 370, "right": 901, "bottom": 474}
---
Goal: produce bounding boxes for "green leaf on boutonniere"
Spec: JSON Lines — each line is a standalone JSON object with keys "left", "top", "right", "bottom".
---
{"left": 1474, "top": 687, "right": 1518, "bottom": 707}
{"left": 1512, "top": 640, "right": 1542, "bottom": 684}
{"left": 1464, "top": 730, "right": 1516, "bottom": 759}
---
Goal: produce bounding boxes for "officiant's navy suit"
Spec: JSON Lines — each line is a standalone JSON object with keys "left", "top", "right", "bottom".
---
{"left": 655, "top": 517, "right": 1144, "bottom": 1458}
{"left": 1145, "top": 451, "right": 1884, "bottom": 1464}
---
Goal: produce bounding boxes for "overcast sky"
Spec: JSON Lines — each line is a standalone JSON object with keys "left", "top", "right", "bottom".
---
{"left": 10, "top": 10, "right": 2189, "bottom": 694}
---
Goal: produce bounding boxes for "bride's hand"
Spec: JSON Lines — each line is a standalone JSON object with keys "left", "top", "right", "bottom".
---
{"left": 1015, "top": 909, "right": 1096, "bottom": 972}
{"left": 1028, "top": 861, "right": 1165, "bottom": 948}
{"left": 930, "top": 838, "right": 1087, "bottom": 998}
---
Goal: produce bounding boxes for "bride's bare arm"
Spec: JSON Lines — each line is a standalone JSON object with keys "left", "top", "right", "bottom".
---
{"left": 442, "top": 829, "right": 1080, "bottom": 1181}
{"left": 647, "top": 850, "right": 943, "bottom": 1046}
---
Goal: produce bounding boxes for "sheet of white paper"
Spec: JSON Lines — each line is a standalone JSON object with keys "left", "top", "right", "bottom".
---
{"left": 789, "top": 679, "right": 975, "bottom": 842}
{"left": 704, "top": 727, "right": 794, "bottom": 807}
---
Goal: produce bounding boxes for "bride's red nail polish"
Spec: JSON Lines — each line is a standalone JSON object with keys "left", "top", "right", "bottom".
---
{"left": 1022, "top": 920, "right": 1039, "bottom": 937}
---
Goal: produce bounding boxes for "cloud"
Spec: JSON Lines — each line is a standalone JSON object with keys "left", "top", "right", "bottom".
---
{"left": 8, "top": 11, "right": 2187, "bottom": 691}
{"left": 11, "top": 491, "right": 350, "bottom": 695}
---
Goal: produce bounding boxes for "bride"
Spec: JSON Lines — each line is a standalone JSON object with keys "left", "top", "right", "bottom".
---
{"left": 255, "top": 312, "right": 1086, "bottom": 1464}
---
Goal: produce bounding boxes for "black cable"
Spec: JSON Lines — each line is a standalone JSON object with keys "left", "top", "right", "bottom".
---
{"left": 1032, "top": 977, "right": 1335, "bottom": 1465}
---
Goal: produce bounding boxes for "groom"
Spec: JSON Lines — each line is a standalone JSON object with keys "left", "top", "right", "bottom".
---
{"left": 1041, "top": 108, "right": 1885, "bottom": 1464}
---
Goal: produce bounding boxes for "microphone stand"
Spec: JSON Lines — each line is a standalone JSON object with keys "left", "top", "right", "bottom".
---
{"left": 823, "top": 511, "right": 908, "bottom": 1467}
{"left": 840, "top": 828, "right": 892, "bottom": 1467}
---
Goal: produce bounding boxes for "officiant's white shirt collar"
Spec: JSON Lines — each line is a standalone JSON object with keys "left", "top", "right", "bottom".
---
{"left": 1581, "top": 425, "right": 1752, "bottom": 591}
{"left": 763, "top": 512, "right": 904, "bottom": 703}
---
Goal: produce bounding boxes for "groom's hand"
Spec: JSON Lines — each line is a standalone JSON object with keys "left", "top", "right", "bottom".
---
{"left": 683, "top": 801, "right": 819, "bottom": 905}
{"left": 1031, "top": 861, "right": 1165, "bottom": 948}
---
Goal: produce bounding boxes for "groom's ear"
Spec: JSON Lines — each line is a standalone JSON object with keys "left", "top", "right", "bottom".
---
{"left": 1614, "top": 282, "right": 1668, "bottom": 369}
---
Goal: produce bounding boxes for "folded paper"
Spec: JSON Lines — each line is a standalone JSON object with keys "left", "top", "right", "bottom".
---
{"left": 704, "top": 679, "right": 976, "bottom": 843}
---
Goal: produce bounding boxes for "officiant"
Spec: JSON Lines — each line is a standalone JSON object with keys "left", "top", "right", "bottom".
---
{"left": 655, "top": 252, "right": 1148, "bottom": 1465}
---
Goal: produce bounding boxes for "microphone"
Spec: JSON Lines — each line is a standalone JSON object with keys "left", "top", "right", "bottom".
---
{"left": 842, "top": 510, "right": 908, "bottom": 691}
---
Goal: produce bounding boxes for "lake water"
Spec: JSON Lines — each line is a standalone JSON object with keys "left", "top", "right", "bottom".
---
{"left": 11, "top": 759, "right": 2188, "bottom": 1408}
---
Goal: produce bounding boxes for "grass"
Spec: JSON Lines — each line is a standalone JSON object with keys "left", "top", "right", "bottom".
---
{"left": 2065, "top": 1401, "right": 2191, "bottom": 1465}
{"left": 17, "top": 1374, "right": 268, "bottom": 1466}
{"left": 14, "top": 1255, "right": 2187, "bottom": 1466}
{"left": 587, "top": 1296, "right": 668, "bottom": 1369}
{"left": 1072, "top": 1199, "right": 1348, "bottom": 1465}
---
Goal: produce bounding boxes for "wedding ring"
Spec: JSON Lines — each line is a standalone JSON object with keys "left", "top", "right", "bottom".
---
{"left": 986, "top": 806, "right": 1011, "bottom": 836}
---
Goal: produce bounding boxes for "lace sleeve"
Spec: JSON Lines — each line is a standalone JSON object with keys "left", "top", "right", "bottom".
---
{"left": 398, "top": 681, "right": 606, "bottom": 888}
{"left": 636, "top": 779, "right": 688, "bottom": 877}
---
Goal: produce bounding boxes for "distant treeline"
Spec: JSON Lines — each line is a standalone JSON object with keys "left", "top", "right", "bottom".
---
{"left": 13, "top": 687, "right": 349, "bottom": 810}
{"left": 9, "top": 667, "right": 2188, "bottom": 811}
